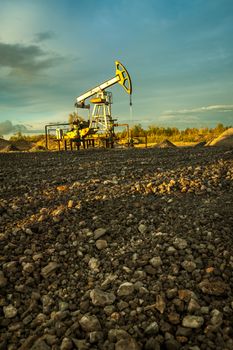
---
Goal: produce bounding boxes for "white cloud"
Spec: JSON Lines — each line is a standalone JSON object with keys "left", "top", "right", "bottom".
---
{"left": 158, "top": 114, "right": 200, "bottom": 123}
{"left": 164, "top": 104, "right": 233, "bottom": 115}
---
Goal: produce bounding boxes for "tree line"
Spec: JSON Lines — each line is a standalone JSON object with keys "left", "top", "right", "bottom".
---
{"left": 117, "top": 123, "right": 230, "bottom": 143}
{"left": 4, "top": 123, "right": 231, "bottom": 144}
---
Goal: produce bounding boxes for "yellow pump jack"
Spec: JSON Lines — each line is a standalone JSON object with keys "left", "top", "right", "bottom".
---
{"left": 64, "top": 61, "right": 132, "bottom": 145}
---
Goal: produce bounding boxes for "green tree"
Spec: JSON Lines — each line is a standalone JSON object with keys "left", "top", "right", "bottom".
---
{"left": 9, "top": 132, "right": 26, "bottom": 141}
{"left": 131, "top": 124, "right": 146, "bottom": 137}
{"left": 68, "top": 112, "right": 84, "bottom": 125}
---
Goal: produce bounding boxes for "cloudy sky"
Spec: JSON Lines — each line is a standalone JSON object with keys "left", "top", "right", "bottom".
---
{"left": 0, "top": 0, "right": 233, "bottom": 136}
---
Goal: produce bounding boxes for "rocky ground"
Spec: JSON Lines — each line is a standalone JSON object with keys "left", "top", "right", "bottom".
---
{"left": 0, "top": 146, "right": 233, "bottom": 350}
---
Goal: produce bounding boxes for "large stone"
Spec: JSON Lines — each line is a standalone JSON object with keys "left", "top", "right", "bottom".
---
{"left": 155, "top": 294, "right": 166, "bottom": 314}
{"left": 145, "top": 321, "right": 159, "bottom": 335}
{"left": 168, "top": 312, "right": 180, "bottom": 325}
{"left": 88, "top": 257, "right": 100, "bottom": 272}
{"left": 182, "top": 315, "right": 204, "bottom": 328}
{"left": 79, "top": 314, "right": 101, "bottom": 332}
{"left": 198, "top": 279, "right": 229, "bottom": 296}
{"left": 115, "top": 337, "right": 140, "bottom": 350}
{"left": 117, "top": 282, "right": 134, "bottom": 296}
{"left": 72, "top": 339, "right": 89, "bottom": 350}
{"left": 18, "top": 335, "right": 39, "bottom": 350}
{"left": 173, "top": 238, "right": 188, "bottom": 250}
{"left": 60, "top": 337, "right": 73, "bottom": 350}
{"left": 145, "top": 338, "right": 161, "bottom": 350}
{"left": 138, "top": 224, "right": 147, "bottom": 234}
{"left": 95, "top": 239, "right": 108, "bottom": 250}
{"left": 187, "top": 298, "right": 200, "bottom": 313}
{"left": 3, "top": 261, "right": 18, "bottom": 273}
{"left": 178, "top": 289, "right": 196, "bottom": 302}
{"left": 23, "top": 262, "right": 35, "bottom": 274}
{"left": 3, "top": 304, "right": 17, "bottom": 318}
{"left": 181, "top": 260, "right": 196, "bottom": 272}
{"left": 90, "top": 289, "right": 116, "bottom": 306}
{"left": 164, "top": 339, "right": 181, "bottom": 350}
{"left": 210, "top": 309, "right": 223, "bottom": 326}
{"left": 94, "top": 228, "right": 107, "bottom": 240}
{"left": 41, "top": 262, "right": 59, "bottom": 278}
{"left": 149, "top": 256, "right": 162, "bottom": 268}
{"left": 89, "top": 331, "right": 103, "bottom": 344}
{"left": 108, "top": 329, "right": 131, "bottom": 342}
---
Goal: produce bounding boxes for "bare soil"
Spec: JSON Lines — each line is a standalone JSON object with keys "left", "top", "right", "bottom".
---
{"left": 0, "top": 147, "right": 233, "bottom": 350}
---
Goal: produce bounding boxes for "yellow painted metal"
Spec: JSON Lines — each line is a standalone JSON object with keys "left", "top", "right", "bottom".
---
{"left": 63, "top": 130, "right": 79, "bottom": 140}
{"left": 80, "top": 127, "right": 90, "bottom": 138}
{"left": 90, "top": 97, "right": 107, "bottom": 104}
{"left": 115, "top": 61, "right": 132, "bottom": 95}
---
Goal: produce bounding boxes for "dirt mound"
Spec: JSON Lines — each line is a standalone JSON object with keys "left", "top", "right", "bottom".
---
{"left": 156, "top": 139, "right": 177, "bottom": 148}
{"left": 13, "top": 140, "right": 33, "bottom": 151}
{"left": 0, "top": 139, "right": 34, "bottom": 151}
{"left": 194, "top": 141, "right": 206, "bottom": 148}
{"left": 35, "top": 137, "right": 59, "bottom": 150}
{"left": 30, "top": 145, "right": 46, "bottom": 151}
{"left": 209, "top": 128, "right": 233, "bottom": 147}
{"left": 0, "top": 138, "right": 10, "bottom": 150}
{"left": 2, "top": 144, "right": 19, "bottom": 152}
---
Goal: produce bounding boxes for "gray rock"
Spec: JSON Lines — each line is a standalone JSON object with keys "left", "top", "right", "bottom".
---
{"left": 41, "top": 262, "right": 59, "bottom": 278}
{"left": 115, "top": 337, "right": 140, "bottom": 350}
{"left": 71, "top": 339, "right": 89, "bottom": 350}
{"left": 198, "top": 279, "right": 229, "bottom": 296}
{"left": 41, "top": 294, "right": 54, "bottom": 314}
{"left": 101, "top": 273, "right": 118, "bottom": 288}
{"left": 3, "top": 261, "right": 18, "bottom": 273}
{"left": 18, "top": 335, "right": 39, "bottom": 350}
{"left": 166, "top": 288, "right": 177, "bottom": 299}
{"left": 173, "top": 238, "right": 188, "bottom": 249}
{"left": 138, "top": 224, "right": 147, "bottom": 234}
{"left": 95, "top": 239, "right": 108, "bottom": 250}
{"left": 88, "top": 257, "right": 100, "bottom": 272}
{"left": 22, "top": 262, "right": 35, "bottom": 274}
{"left": 149, "top": 256, "right": 162, "bottom": 268}
{"left": 89, "top": 331, "right": 103, "bottom": 343}
{"left": 145, "top": 338, "right": 161, "bottom": 350}
{"left": 60, "top": 337, "right": 73, "bottom": 350}
{"left": 164, "top": 339, "right": 181, "bottom": 350}
{"left": 3, "top": 304, "right": 17, "bottom": 318}
{"left": 90, "top": 288, "right": 116, "bottom": 306}
{"left": 104, "top": 305, "right": 115, "bottom": 315}
{"left": 117, "top": 282, "right": 135, "bottom": 296}
{"left": 79, "top": 314, "right": 101, "bottom": 332}
{"left": 117, "top": 300, "right": 129, "bottom": 310}
{"left": 182, "top": 315, "right": 204, "bottom": 328}
{"left": 145, "top": 321, "right": 159, "bottom": 335}
{"left": 210, "top": 309, "right": 223, "bottom": 326}
{"left": 167, "top": 246, "right": 177, "bottom": 255}
{"left": 108, "top": 329, "right": 131, "bottom": 342}
{"left": 200, "top": 306, "right": 209, "bottom": 314}
{"left": 187, "top": 298, "right": 200, "bottom": 313}
{"left": 181, "top": 260, "right": 196, "bottom": 272}
{"left": 94, "top": 227, "right": 107, "bottom": 239}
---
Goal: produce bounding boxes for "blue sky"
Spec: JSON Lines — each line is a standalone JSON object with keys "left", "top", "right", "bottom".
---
{"left": 0, "top": 0, "right": 233, "bottom": 136}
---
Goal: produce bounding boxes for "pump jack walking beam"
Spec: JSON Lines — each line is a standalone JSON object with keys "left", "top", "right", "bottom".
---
{"left": 75, "top": 61, "right": 132, "bottom": 108}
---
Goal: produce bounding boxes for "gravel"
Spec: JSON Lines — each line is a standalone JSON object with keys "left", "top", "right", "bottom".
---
{"left": 0, "top": 146, "right": 233, "bottom": 349}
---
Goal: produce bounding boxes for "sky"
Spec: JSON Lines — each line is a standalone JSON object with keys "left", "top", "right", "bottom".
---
{"left": 0, "top": 0, "right": 233, "bottom": 136}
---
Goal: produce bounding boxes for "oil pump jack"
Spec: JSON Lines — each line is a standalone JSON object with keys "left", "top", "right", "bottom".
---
{"left": 64, "top": 61, "right": 132, "bottom": 147}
